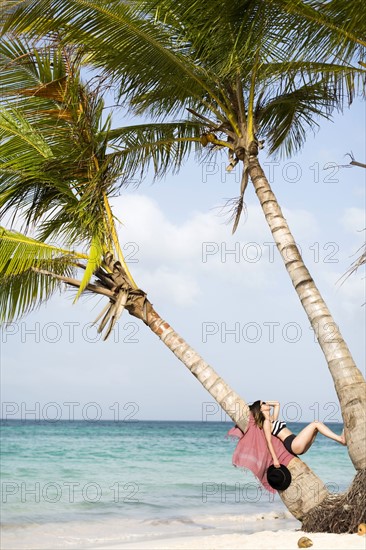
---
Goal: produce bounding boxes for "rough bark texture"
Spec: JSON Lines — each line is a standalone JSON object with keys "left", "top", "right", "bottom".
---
{"left": 280, "top": 458, "right": 329, "bottom": 520}
{"left": 301, "top": 469, "right": 366, "bottom": 533}
{"left": 248, "top": 149, "right": 366, "bottom": 471}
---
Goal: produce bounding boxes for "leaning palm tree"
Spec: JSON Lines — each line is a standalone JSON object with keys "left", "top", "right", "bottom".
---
{"left": 0, "top": 37, "right": 351, "bottom": 529}
{"left": 2, "top": 1, "right": 366, "bottom": 531}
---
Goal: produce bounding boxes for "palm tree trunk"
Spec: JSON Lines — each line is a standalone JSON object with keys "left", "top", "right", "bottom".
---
{"left": 127, "top": 295, "right": 329, "bottom": 520}
{"left": 247, "top": 149, "right": 366, "bottom": 471}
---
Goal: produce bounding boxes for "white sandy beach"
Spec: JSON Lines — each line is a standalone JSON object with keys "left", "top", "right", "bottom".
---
{"left": 2, "top": 528, "right": 364, "bottom": 550}
{"left": 2, "top": 514, "right": 365, "bottom": 550}
{"left": 98, "top": 531, "right": 366, "bottom": 549}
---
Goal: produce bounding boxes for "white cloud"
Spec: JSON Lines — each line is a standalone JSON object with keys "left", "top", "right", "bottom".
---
{"left": 135, "top": 266, "right": 201, "bottom": 307}
{"left": 112, "top": 194, "right": 274, "bottom": 295}
{"left": 109, "top": 194, "right": 334, "bottom": 305}
{"left": 113, "top": 194, "right": 228, "bottom": 262}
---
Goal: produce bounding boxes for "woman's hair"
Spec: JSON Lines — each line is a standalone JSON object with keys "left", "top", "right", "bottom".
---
{"left": 249, "top": 400, "right": 265, "bottom": 428}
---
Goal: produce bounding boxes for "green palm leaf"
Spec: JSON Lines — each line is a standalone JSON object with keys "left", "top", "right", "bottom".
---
{"left": 257, "top": 81, "right": 335, "bottom": 156}
{"left": 2, "top": 0, "right": 231, "bottom": 120}
{"left": 254, "top": 60, "right": 365, "bottom": 156}
{"left": 2, "top": 0, "right": 365, "bottom": 140}
{"left": 0, "top": 227, "right": 83, "bottom": 322}
{"left": 105, "top": 121, "right": 202, "bottom": 182}
{"left": 269, "top": 0, "right": 366, "bottom": 59}
{"left": 0, "top": 106, "right": 54, "bottom": 159}
{"left": 0, "top": 36, "right": 142, "bottom": 294}
{"left": 74, "top": 233, "right": 103, "bottom": 301}
{"left": 0, "top": 36, "right": 67, "bottom": 100}
{"left": 0, "top": 40, "right": 106, "bottom": 246}
{"left": 0, "top": 227, "right": 83, "bottom": 275}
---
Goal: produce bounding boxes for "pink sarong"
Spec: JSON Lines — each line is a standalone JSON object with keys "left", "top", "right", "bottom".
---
{"left": 227, "top": 414, "right": 295, "bottom": 493}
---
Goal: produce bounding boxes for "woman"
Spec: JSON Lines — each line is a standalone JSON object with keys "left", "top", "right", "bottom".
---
{"left": 256, "top": 400, "right": 346, "bottom": 467}
{"left": 227, "top": 403, "right": 296, "bottom": 493}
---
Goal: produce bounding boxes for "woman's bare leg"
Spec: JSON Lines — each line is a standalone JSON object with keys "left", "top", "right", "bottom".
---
{"left": 291, "top": 421, "right": 346, "bottom": 455}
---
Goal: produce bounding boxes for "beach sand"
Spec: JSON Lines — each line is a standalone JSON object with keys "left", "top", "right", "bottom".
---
{"left": 98, "top": 531, "right": 365, "bottom": 549}
{"left": 2, "top": 529, "right": 364, "bottom": 550}
{"left": 2, "top": 518, "right": 365, "bottom": 550}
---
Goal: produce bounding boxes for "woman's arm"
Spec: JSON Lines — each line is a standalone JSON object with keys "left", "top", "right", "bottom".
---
{"left": 267, "top": 401, "right": 280, "bottom": 422}
{"left": 263, "top": 419, "right": 280, "bottom": 468}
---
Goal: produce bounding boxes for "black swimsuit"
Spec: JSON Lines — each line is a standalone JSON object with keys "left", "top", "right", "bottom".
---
{"left": 283, "top": 434, "right": 297, "bottom": 456}
{"left": 272, "top": 420, "right": 298, "bottom": 456}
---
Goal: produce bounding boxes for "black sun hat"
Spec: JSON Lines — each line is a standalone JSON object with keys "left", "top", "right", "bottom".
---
{"left": 267, "top": 464, "right": 292, "bottom": 491}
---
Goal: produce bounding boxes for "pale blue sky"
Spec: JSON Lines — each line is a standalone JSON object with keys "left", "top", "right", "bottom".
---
{"left": 1, "top": 97, "right": 365, "bottom": 423}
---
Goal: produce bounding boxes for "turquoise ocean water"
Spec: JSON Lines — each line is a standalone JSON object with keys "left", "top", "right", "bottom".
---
{"left": 0, "top": 420, "right": 354, "bottom": 548}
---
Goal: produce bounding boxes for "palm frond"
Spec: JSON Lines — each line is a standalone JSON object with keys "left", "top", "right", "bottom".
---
{"left": 1, "top": 35, "right": 140, "bottom": 290}
{"left": 259, "top": 61, "right": 365, "bottom": 100}
{"left": 2, "top": 0, "right": 365, "bottom": 133}
{"left": 2, "top": 0, "right": 232, "bottom": 120}
{"left": 0, "top": 105, "right": 54, "bottom": 159}
{"left": 0, "top": 269, "right": 62, "bottom": 324}
{"left": 74, "top": 233, "right": 103, "bottom": 300}
{"left": 0, "top": 227, "right": 83, "bottom": 322}
{"left": 0, "top": 35, "right": 68, "bottom": 113}
{"left": 252, "top": 59, "right": 366, "bottom": 156}
{"left": 257, "top": 79, "right": 342, "bottom": 157}
{"left": 268, "top": 0, "right": 366, "bottom": 61}
{"left": 105, "top": 121, "right": 203, "bottom": 184}
{"left": 0, "top": 39, "right": 111, "bottom": 250}
{"left": 0, "top": 227, "right": 83, "bottom": 275}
